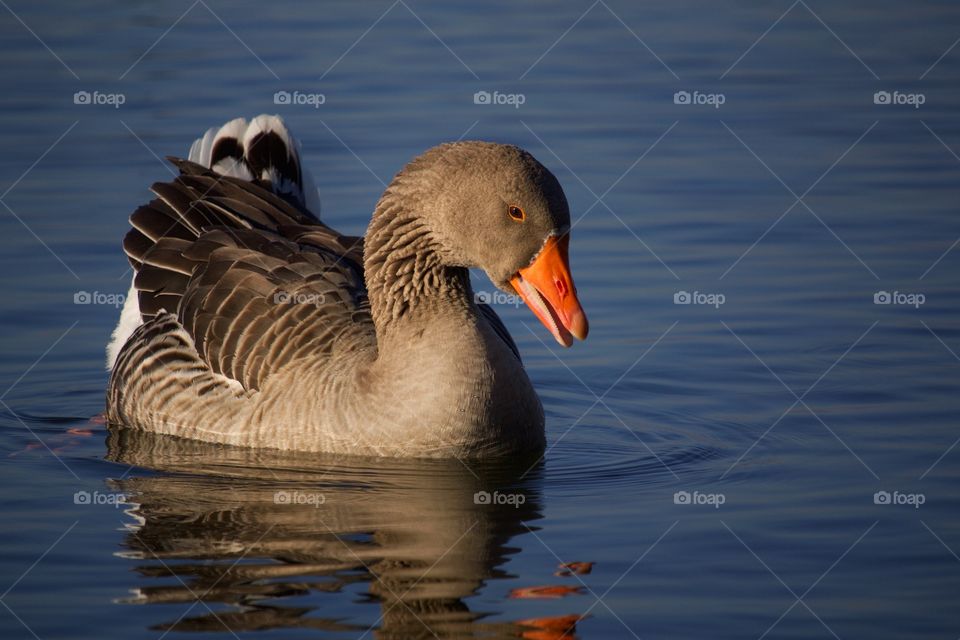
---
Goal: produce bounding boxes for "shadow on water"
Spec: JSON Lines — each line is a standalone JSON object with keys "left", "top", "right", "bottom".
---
{"left": 105, "top": 424, "right": 584, "bottom": 639}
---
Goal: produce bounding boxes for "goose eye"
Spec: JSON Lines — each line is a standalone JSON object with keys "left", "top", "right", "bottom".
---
{"left": 508, "top": 205, "right": 525, "bottom": 222}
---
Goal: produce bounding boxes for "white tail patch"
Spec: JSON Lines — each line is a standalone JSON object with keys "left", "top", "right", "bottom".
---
{"left": 106, "top": 280, "right": 141, "bottom": 370}
{"left": 186, "top": 114, "right": 321, "bottom": 215}
{"left": 244, "top": 115, "right": 296, "bottom": 163}
{"left": 211, "top": 156, "right": 254, "bottom": 182}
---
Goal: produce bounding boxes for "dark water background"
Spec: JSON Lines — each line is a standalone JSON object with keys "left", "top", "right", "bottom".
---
{"left": 1, "top": 1, "right": 960, "bottom": 638}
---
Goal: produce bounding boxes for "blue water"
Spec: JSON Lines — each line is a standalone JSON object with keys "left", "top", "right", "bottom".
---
{"left": 2, "top": 1, "right": 960, "bottom": 638}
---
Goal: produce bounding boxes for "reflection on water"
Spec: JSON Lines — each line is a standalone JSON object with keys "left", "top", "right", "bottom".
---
{"left": 106, "top": 426, "right": 582, "bottom": 639}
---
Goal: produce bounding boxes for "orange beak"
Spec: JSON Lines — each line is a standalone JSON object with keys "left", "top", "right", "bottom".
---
{"left": 511, "top": 234, "right": 589, "bottom": 347}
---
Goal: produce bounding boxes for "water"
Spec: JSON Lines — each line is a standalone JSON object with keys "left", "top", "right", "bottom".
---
{"left": 2, "top": 1, "right": 960, "bottom": 637}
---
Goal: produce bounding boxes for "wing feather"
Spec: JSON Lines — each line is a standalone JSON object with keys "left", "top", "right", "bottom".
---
{"left": 119, "top": 158, "right": 372, "bottom": 392}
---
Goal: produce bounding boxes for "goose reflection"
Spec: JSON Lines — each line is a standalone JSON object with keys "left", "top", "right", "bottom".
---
{"left": 106, "top": 426, "right": 582, "bottom": 639}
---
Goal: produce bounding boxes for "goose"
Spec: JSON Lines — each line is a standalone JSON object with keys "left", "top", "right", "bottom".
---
{"left": 106, "top": 115, "right": 588, "bottom": 457}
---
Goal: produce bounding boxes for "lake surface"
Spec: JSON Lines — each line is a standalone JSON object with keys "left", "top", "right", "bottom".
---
{"left": 2, "top": 1, "right": 960, "bottom": 638}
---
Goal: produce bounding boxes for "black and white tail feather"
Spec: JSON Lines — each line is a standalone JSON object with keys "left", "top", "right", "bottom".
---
{"left": 106, "top": 115, "right": 322, "bottom": 369}
{"left": 187, "top": 116, "right": 321, "bottom": 214}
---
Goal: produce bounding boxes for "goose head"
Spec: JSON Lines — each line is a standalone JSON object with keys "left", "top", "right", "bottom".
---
{"left": 408, "top": 141, "right": 588, "bottom": 347}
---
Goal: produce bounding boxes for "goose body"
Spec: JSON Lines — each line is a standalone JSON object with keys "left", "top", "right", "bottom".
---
{"left": 106, "top": 116, "right": 587, "bottom": 457}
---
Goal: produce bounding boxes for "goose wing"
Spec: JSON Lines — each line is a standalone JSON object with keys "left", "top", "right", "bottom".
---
{"left": 122, "top": 158, "right": 373, "bottom": 392}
